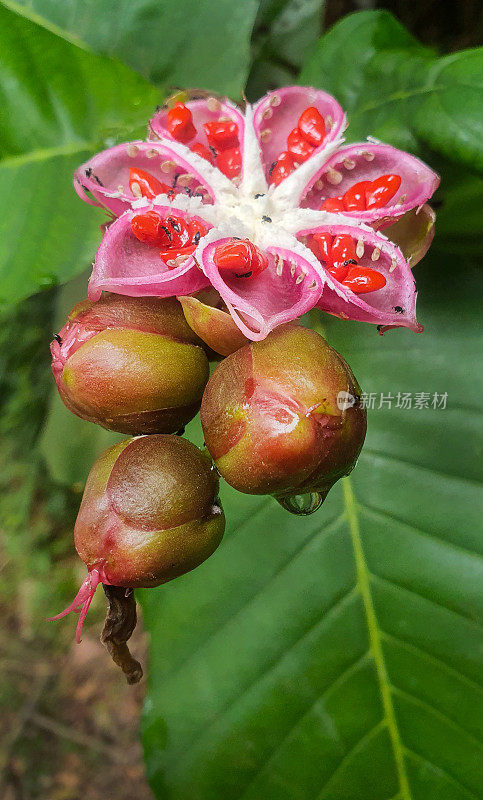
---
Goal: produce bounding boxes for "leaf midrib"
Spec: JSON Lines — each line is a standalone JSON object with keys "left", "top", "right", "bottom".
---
{"left": 342, "top": 476, "right": 412, "bottom": 800}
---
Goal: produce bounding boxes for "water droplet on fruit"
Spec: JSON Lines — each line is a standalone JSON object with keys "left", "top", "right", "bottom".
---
{"left": 277, "top": 492, "right": 325, "bottom": 516}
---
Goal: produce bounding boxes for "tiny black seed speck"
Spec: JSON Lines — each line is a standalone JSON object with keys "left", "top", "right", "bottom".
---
{"left": 193, "top": 232, "right": 201, "bottom": 244}
{"left": 54, "top": 333, "right": 62, "bottom": 345}
{"left": 168, "top": 217, "right": 181, "bottom": 233}
{"left": 254, "top": 193, "right": 265, "bottom": 199}
{"left": 262, "top": 215, "right": 272, "bottom": 223}
{"left": 235, "top": 270, "right": 253, "bottom": 278}
{"left": 394, "top": 306, "right": 404, "bottom": 313}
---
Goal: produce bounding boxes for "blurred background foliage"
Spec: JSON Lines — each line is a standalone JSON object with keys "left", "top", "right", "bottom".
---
{"left": 0, "top": 0, "right": 481, "bottom": 798}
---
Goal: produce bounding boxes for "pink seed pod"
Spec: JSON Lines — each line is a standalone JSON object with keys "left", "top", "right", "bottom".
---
{"left": 51, "top": 294, "right": 210, "bottom": 434}
{"left": 201, "top": 324, "right": 367, "bottom": 513}
{"left": 50, "top": 434, "right": 225, "bottom": 677}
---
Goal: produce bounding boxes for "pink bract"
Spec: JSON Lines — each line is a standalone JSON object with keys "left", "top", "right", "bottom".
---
{"left": 75, "top": 86, "right": 440, "bottom": 338}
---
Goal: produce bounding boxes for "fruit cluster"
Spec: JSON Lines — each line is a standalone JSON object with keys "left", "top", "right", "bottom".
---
{"left": 50, "top": 86, "right": 438, "bottom": 680}
{"left": 50, "top": 292, "right": 366, "bottom": 680}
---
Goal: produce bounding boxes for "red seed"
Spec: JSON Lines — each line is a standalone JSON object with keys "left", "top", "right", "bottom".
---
{"left": 269, "top": 151, "right": 295, "bottom": 186}
{"left": 327, "top": 263, "right": 350, "bottom": 282}
{"left": 213, "top": 239, "right": 268, "bottom": 278}
{"left": 167, "top": 102, "right": 196, "bottom": 143}
{"left": 191, "top": 143, "right": 214, "bottom": 164}
{"left": 131, "top": 211, "right": 166, "bottom": 245}
{"left": 131, "top": 211, "right": 192, "bottom": 248}
{"left": 298, "top": 107, "right": 326, "bottom": 147}
{"left": 187, "top": 218, "right": 209, "bottom": 241}
{"left": 342, "top": 266, "right": 387, "bottom": 294}
{"left": 128, "top": 168, "right": 170, "bottom": 199}
{"left": 313, "top": 232, "right": 333, "bottom": 261}
{"left": 321, "top": 197, "right": 345, "bottom": 212}
{"left": 204, "top": 120, "right": 239, "bottom": 151}
{"left": 343, "top": 180, "right": 371, "bottom": 212}
{"left": 330, "top": 235, "right": 358, "bottom": 264}
{"left": 365, "top": 174, "right": 401, "bottom": 210}
{"left": 286, "top": 128, "right": 314, "bottom": 162}
{"left": 165, "top": 216, "right": 191, "bottom": 248}
{"left": 216, "top": 147, "right": 242, "bottom": 179}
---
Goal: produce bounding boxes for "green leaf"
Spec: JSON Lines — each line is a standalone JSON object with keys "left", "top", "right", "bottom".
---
{"left": 264, "top": 0, "right": 323, "bottom": 68}
{"left": 300, "top": 10, "right": 483, "bottom": 169}
{"left": 0, "top": 5, "right": 160, "bottom": 307}
{"left": 247, "top": 0, "right": 323, "bottom": 100}
{"left": 140, "top": 252, "right": 483, "bottom": 799}
{"left": 1, "top": 0, "right": 260, "bottom": 97}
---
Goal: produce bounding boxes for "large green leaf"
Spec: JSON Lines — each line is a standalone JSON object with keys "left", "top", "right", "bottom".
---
{"left": 140, "top": 252, "right": 483, "bottom": 799}
{"left": 300, "top": 10, "right": 483, "bottom": 170}
{"left": 1, "top": 0, "right": 259, "bottom": 97}
{"left": 0, "top": 5, "right": 160, "bottom": 306}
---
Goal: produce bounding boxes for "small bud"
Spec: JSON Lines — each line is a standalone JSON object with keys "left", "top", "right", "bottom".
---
{"left": 179, "top": 290, "right": 248, "bottom": 356}
{"left": 200, "top": 324, "right": 366, "bottom": 507}
{"left": 51, "top": 294, "right": 210, "bottom": 434}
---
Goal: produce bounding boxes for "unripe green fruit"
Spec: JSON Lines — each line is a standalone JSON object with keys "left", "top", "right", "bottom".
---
{"left": 51, "top": 294, "right": 210, "bottom": 434}
{"left": 200, "top": 324, "right": 367, "bottom": 508}
{"left": 51, "top": 434, "right": 225, "bottom": 643}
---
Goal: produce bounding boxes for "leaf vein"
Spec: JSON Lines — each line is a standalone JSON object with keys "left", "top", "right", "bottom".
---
{"left": 343, "top": 477, "right": 412, "bottom": 800}
{"left": 391, "top": 685, "right": 483, "bottom": 750}
{"left": 237, "top": 651, "right": 372, "bottom": 800}
{"left": 370, "top": 573, "right": 482, "bottom": 629}
{"left": 161, "top": 510, "right": 347, "bottom": 682}
{"left": 403, "top": 747, "right": 480, "bottom": 800}
{"left": 359, "top": 502, "right": 483, "bottom": 562}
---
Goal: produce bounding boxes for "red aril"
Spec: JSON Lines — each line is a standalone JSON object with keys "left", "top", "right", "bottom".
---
{"left": 269, "top": 151, "right": 295, "bottom": 185}
{"left": 321, "top": 197, "right": 345, "bottom": 212}
{"left": 214, "top": 239, "right": 268, "bottom": 278}
{"left": 343, "top": 266, "right": 387, "bottom": 293}
{"left": 191, "top": 142, "right": 215, "bottom": 164}
{"left": 298, "top": 107, "right": 326, "bottom": 146}
{"left": 204, "top": 120, "right": 239, "bottom": 150}
{"left": 129, "top": 168, "right": 170, "bottom": 199}
{"left": 167, "top": 102, "right": 196, "bottom": 143}
{"left": 131, "top": 211, "right": 167, "bottom": 245}
{"left": 313, "top": 232, "right": 333, "bottom": 261}
{"left": 366, "top": 174, "right": 401, "bottom": 209}
{"left": 216, "top": 147, "right": 241, "bottom": 179}
{"left": 330, "top": 234, "right": 358, "bottom": 265}
{"left": 287, "top": 128, "right": 314, "bottom": 162}
{"left": 343, "top": 181, "right": 371, "bottom": 212}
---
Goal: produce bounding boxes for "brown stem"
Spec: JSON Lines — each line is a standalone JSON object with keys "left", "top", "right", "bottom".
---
{"left": 100, "top": 585, "right": 143, "bottom": 684}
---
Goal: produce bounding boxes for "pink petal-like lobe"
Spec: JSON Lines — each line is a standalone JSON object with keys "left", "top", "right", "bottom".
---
{"left": 200, "top": 236, "right": 323, "bottom": 340}
{"left": 253, "top": 86, "right": 345, "bottom": 183}
{"left": 74, "top": 141, "right": 215, "bottom": 216}
{"left": 297, "top": 223, "right": 422, "bottom": 331}
{"left": 301, "top": 143, "right": 439, "bottom": 225}
{"left": 89, "top": 204, "right": 211, "bottom": 301}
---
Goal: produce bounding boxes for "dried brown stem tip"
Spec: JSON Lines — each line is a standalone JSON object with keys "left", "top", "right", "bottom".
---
{"left": 101, "top": 585, "right": 143, "bottom": 684}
